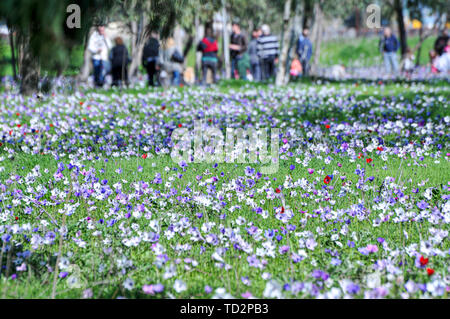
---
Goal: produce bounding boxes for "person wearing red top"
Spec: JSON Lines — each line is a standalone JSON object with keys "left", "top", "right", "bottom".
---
{"left": 197, "top": 27, "right": 219, "bottom": 85}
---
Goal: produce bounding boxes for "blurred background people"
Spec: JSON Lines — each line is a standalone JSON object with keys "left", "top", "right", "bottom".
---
{"left": 160, "top": 37, "right": 184, "bottom": 86}
{"left": 380, "top": 27, "right": 399, "bottom": 75}
{"left": 229, "top": 21, "right": 248, "bottom": 80}
{"left": 400, "top": 47, "right": 415, "bottom": 78}
{"left": 296, "top": 28, "right": 313, "bottom": 77}
{"left": 434, "top": 29, "right": 449, "bottom": 57}
{"left": 248, "top": 28, "right": 262, "bottom": 82}
{"left": 88, "top": 25, "right": 111, "bottom": 87}
{"left": 110, "top": 36, "right": 130, "bottom": 87}
{"left": 197, "top": 28, "right": 219, "bottom": 85}
{"left": 257, "top": 24, "right": 279, "bottom": 81}
{"left": 142, "top": 31, "right": 161, "bottom": 87}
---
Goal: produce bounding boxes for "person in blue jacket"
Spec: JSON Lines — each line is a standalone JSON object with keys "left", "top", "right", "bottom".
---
{"left": 296, "top": 28, "right": 313, "bottom": 77}
{"left": 379, "top": 27, "right": 399, "bottom": 74}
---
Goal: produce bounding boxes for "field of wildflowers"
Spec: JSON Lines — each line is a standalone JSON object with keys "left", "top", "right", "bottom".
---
{"left": 0, "top": 79, "right": 449, "bottom": 299}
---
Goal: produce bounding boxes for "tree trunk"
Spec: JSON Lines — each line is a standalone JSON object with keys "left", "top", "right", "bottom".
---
{"left": 128, "top": 15, "right": 149, "bottom": 80}
{"left": 173, "top": 25, "right": 184, "bottom": 52}
{"left": 194, "top": 13, "right": 204, "bottom": 83}
{"left": 394, "top": 0, "right": 407, "bottom": 58}
{"left": 310, "top": 2, "right": 324, "bottom": 74}
{"left": 77, "top": 28, "right": 93, "bottom": 83}
{"left": 222, "top": 0, "right": 231, "bottom": 79}
{"left": 7, "top": 25, "right": 17, "bottom": 81}
{"left": 283, "top": 5, "right": 302, "bottom": 84}
{"left": 275, "top": 0, "right": 293, "bottom": 86}
{"left": 17, "top": 31, "right": 40, "bottom": 95}
{"left": 302, "top": 0, "right": 312, "bottom": 29}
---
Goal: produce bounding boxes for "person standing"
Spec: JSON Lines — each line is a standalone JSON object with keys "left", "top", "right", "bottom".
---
{"left": 160, "top": 37, "right": 184, "bottom": 86}
{"left": 197, "top": 28, "right": 219, "bottom": 85}
{"left": 296, "top": 28, "right": 313, "bottom": 77}
{"left": 434, "top": 29, "right": 449, "bottom": 57}
{"left": 110, "top": 37, "right": 130, "bottom": 87}
{"left": 257, "top": 24, "right": 279, "bottom": 81}
{"left": 379, "top": 27, "right": 399, "bottom": 75}
{"left": 87, "top": 25, "right": 111, "bottom": 87}
{"left": 248, "top": 28, "right": 262, "bottom": 82}
{"left": 229, "top": 22, "right": 248, "bottom": 80}
{"left": 142, "top": 31, "right": 161, "bottom": 87}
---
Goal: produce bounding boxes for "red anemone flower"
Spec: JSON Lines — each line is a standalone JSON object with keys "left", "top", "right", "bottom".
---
{"left": 419, "top": 256, "right": 429, "bottom": 266}
{"left": 366, "top": 158, "right": 373, "bottom": 164}
{"left": 142, "top": 153, "right": 148, "bottom": 159}
{"left": 426, "top": 268, "right": 435, "bottom": 276}
{"left": 324, "top": 176, "right": 331, "bottom": 184}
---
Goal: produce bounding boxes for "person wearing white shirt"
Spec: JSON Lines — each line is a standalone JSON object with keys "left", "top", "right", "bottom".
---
{"left": 88, "top": 25, "right": 112, "bottom": 87}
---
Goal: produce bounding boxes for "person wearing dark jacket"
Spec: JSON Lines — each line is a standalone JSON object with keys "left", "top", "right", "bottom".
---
{"left": 296, "top": 28, "right": 313, "bottom": 77}
{"left": 197, "top": 28, "right": 218, "bottom": 85}
{"left": 379, "top": 27, "right": 399, "bottom": 74}
{"left": 248, "top": 28, "right": 261, "bottom": 82}
{"left": 110, "top": 37, "right": 129, "bottom": 87}
{"left": 230, "top": 22, "right": 248, "bottom": 80}
{"left": 434, "top": 29, "right": 449, "bottom": 56}
{"left": 142, "top": 32, "right": 160, "bottom": 86}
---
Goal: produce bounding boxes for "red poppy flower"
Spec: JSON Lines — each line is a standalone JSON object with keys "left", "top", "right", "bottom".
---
{"left": 325, "top": 124, "right": 330, "bottom": 129}
{"left": 17, "top": 124, "right": 21, "bottom": 128}
{"left": 426, "top": 268, "right": 434, "bottom": 276}
{"left": 15, "top": 216, "right": 18, "bottom": 221}
{"left": 16, "top": 113, "right": 20, "bottom": 116}
{"left": 377, "top": 146, "right": 383, "bottom": 151}
{"left": 366, "top": 158, "right": 373, "bottom": 164}
{"left": 178, "top": 124, "right": 182, "bottom": 128}
{"left": 50, "top": 123, "right": 54, "bottom": 127}
{"left": 275, "top": 188, "right": 281, "bottom": 194}
{"left": 324, "top": 176, "right": 331, "bottom": 184}
{"left": 79, "top": 101, "right": 84, "bottom": 106}
{"left": 358, "top": 153, "right": 363, "bottom": 159}
{"left": 419, "top": 256, "right": 428, "bottom": 266}
{"left": 142, "top": 153, "right": 148, "bottom": 159}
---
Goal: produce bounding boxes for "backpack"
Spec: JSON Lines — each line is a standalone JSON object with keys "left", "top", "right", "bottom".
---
{"left": 143, "top": 38, "right": 160, "bottom": 60}
{"left": 202, "top": 37, "right": 218, "bottom": 53}
{"left": 171, "top": 50, "right": 184, "bottom": 63}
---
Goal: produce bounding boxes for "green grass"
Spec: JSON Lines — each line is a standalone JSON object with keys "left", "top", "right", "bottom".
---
{"left": 0, "top": 81, "right": 448, "bottom": 299}
{"left": 319, "top": 35, "right": 437, "bottom": 67}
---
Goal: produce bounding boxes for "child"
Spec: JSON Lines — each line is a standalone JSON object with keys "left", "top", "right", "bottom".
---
{"left": 401, "top": 48, "right": 415, "bottom": 78}
{"left": 290, "top": 57, "right": 303, "bottom": 79}
{"left": 429, "top": 50, "right": 439, "bottom": 74}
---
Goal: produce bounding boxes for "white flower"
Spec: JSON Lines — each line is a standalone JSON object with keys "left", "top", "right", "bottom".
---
{"left": 123, "top": 278, "right": 134, "bottom": 291}
{"left": 263, "top": 280, "right": 283, "bottom": 299}
{"left": 173, "top": 279, "right": 187, "bottom": 293}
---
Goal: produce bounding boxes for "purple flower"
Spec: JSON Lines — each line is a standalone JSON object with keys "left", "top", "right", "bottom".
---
{"left": 59, "top": 272, "right": 68, "bottom": 278}
{"left": 416, "top": 200, "right": 429, "bottom": 210}
{"left": 346, "top": 283, "right": 360, "bottom": 294}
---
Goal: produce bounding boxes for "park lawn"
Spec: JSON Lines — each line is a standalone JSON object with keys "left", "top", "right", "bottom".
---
{"left": 0, "top": 81, "right": 448, "bottom": 299}
{"left": 319, "top": 35, "right": 437, "bottom": 67}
